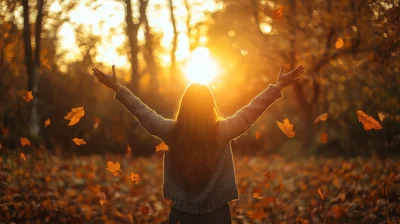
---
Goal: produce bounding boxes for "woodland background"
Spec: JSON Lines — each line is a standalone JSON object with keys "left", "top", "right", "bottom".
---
{"left": 0, "top": 0, "right": 400, "bottom": 223}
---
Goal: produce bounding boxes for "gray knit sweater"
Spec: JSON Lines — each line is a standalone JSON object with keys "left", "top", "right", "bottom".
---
{"left": 114, "top": 84, "right": 282, "bottom": 214}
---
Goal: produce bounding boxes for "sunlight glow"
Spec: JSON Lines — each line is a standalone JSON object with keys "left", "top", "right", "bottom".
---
{"left": 183, "top": 47, "right": 220, "bottom": 84}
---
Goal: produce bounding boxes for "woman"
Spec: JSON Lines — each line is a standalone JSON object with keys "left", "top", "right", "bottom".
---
{"left": 92, "top": 65, "right": 304, "bottom": 223}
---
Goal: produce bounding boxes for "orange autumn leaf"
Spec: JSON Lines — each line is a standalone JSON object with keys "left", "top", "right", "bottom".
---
{"left": 140, "top": 206, "right": 150, "bottom": 215}
{"left": 2, "top": 128, "right": 8, "bottom": 137}
{"left": 130, "top": 173, "right": 140, "bottom": 184}
{"left": 126, "top": 145, "right": 132, "bottom": 158}
{"left": 20, "top": 137, "right": 30, "bottom": 146}
{"left": 93, "top": 116, "right": 100, "bottom": 129}
{"left": 72, "top": 138, "right": 86, "bottom": 145}
{"left": 20, "top": 153, "right": 26, "bottom": 161}
{"left": 253, "top": 193, "right": 264, "bottom": 199}
{"left": 96, "top": 191, "right": 107, "bottom": 205}
{"left": 255, "top": 131, "right": 261, "bottom": 140}
{"left": 64, "top": 107, "right": 85, "bottom": 126}
{"left": 23, "top": 91, "right": 33, "bottom": 102}
{"left": 277, "top": 118, "right": 295, "bottom": 138}
{"left": 320, "top": 132, "right": 328, "bottom": 144}
{"left": 318, "top": 188, "right": 324, "bottom": 200}
{"left": 335, "top": 38, "right": 344, "bottom": 49}
{"left": 106, "top": 161, "right": 121, "bottom": 176}
{"left": 164, "top": 198, "right": 174, "bottom": 207}
{"left": 156, "top": 142, "right": 169, "bottom": 152}
{"left": 263, "top": 171, "right": 270, "bottom": 180}
{"left": 378, "top": 112, "right": 384, "bottom": 121}
{"left": 273, "top": 6, "right": 284, "bottom": 20}
{"left": 44, "top": 118, "right": 50, "bottom": 127}
{"left": 356, "top": 110, "right": 383, "bottom": 131}
{"left": 314, "top": 113, "right": 328, "bottom": 124}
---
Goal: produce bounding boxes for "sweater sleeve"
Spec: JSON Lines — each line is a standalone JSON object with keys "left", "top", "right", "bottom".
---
{"left": 114, "top": 86, "right": 174, "bottom": 140}
{"left": 218, "top": 84, "right": 283, "bottom": 141}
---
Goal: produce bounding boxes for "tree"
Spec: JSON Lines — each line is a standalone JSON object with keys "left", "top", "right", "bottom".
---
{"left": 123, "top": 0, "right": 149, "bottom": 93}
{"left": 22, "top": 0, "right": 45, "bottom": 138}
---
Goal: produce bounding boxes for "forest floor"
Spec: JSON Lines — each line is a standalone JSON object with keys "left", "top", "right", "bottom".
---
{"left": 0, "top": 149, "right": 399, "bottom": 224}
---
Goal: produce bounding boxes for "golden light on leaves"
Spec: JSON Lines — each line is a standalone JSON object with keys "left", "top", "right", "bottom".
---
{"left": 44, "top": 118, "right": 51, "bottom": 127}
{"left": 314, "top": 113, "right": 328, "bottom": 124}
{"left": 23, "top": 91, "right": 33, "bottom": 102}
{"left": 20, "top": 137, "right": 30, "bottom": 146}
{"left": 320, "top": 132, "right": 328, "bottom": 144}
{"left": 335, "top": 38, "right": 344, "bottom": 49}
{"left": 318, "top": 188, "right": 324, "bottom": 200}
{"left": 356, "top": 110, "right": 383, "bottom": 131}
{"left": 156, "top": 142, "right": 169, "bottom": 152}
{"left": 72, "top": 138, "right": 86, "bottom": 145}
{"left": 64, "top": 107, "right": 85, "bottom": 126}
{"left": 96, "top": 191, "right": 107, "bottom": 206}
{"left": 253, "top": 193, "right": 264, "bottom": 199}
{"left": 20, "top": 153, "right": 26, "bottom": 161}
{"left": 277, "top": 118, "right": 295, "bottom": 138}
{"left": 106, "top": 161, "right": 121, "bottom": 176}
{"left": 130, "top": 173, "right": 140, "bottom": 184}
{"left": 273, "top": 6, "right": 284, "bottom": 20}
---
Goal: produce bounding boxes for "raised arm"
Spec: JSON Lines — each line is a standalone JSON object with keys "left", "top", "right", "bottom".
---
{"left": 218, "top": 65, "right": 305, "bottom": 141}
{"left": 92, "top": 65, "right": 173, "bottom": 140}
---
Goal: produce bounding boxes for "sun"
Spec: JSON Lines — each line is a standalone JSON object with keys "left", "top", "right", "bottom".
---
{"left": 183, "top": 47, "right": 220, "bottom": 84}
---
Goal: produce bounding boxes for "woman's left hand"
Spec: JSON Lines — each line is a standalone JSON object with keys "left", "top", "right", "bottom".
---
{"left": 274, "top": 65, "right": 305, "bottom": 90}
{"left": 92, "top": 65, "right": 123, "bottom": 92}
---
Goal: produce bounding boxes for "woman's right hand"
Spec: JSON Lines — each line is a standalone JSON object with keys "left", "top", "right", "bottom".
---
{"left": 92, "top": 65, "right": 123, "bottom": 92}
{"left": 274, "top": 65, "right": 305, "bottom": 90}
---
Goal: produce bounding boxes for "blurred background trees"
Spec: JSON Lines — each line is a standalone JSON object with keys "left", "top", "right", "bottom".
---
{"left": 0, "top": 0, "right": 399, "bottom": 157}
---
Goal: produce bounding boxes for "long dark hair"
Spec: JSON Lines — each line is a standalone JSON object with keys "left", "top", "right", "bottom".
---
{"left": 170, "top": 83, "right": 221, "bottom": 192}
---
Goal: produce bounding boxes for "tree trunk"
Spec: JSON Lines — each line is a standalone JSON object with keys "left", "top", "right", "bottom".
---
{"left": 23, "top": 0, "right": 43, "bottom": 138}
{"left": 142, "top": 0, "right": 159, "bottom": 92}
{"left": 124, "top": 0, "right": 140, "bottom": 92}
{"left": 168, "top": 0, "right": 178, "bottom": 86}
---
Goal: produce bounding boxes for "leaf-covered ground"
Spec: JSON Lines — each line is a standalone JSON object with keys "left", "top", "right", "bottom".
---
{"left": 1, "top": 150, "right": 399, "bottom": 224}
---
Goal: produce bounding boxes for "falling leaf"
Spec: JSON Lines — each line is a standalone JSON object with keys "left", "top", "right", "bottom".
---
{"left": 97, "top": 191, "right": 107, "bottom": 205}
{"left": 72, "top": 138, "right": 86, "bottom": 145}
{"left": 44, "top": 118, "right": 50, "bottom": 127}
{"left": 130, "top": 173, "right": 140, "bottom": 184}
{"left": 2, "top": 128, "right": 8, "bottom": 137}
{"left": 20, "top": 153, "right": 26, "bottom": 161}
{"left": 318, "top": 188, "right": 324, "bottom": 200}
{"left": 320, "top": 132, "right": 328, "bottom": 144}
{"left": 156, "top": 142, "right": 169, "bottom": 152}
{"left": 20, "top": 137, "right": 30, "bottom": 146}
{"left": 255, "top": 131, "right": 261, "bottom": 140}
{"left": 253, "top": 193, "right": 264, "bottom": 199}
{"left": 106, "top": 161, "right": 121, "bottom": 176}
{"left": 314, "top": 113, "right": 328, "bottom": 124}
{"left": 378, "top": 112, "right": 384, "bottom": 121}
{"left": 93, "top": 116, "right": 100, "bottom": 129}
{"left": 23, "top": 91, "right": 33, "bottom": 102}
{"left": 335, "top": 38, "right": 344, "bottom": 49}
{"left": 273, "top": 6, "right": 284, "bottom": 20}
{"left": 356, "top": 110, "right": 383, "bottom": 131}
{"left": 277, "top": 118, "right": 295, "bottom": 138}
{"left": 126, "top": 146, "right": 132, "bottom": 158}
{"left": 140, "top": 206, "right": 150, "bottom": 215}
{"left": 64, "top": 107, "right": 85, "bottom": 126}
